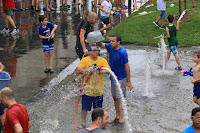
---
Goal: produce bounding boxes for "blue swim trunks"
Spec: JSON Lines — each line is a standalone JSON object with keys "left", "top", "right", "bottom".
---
{"left": 82, "top": 94, "right": 103, "bottom": 111}
{"left": 42, "top": 44, "right": 54, "bottom": 52}
{"left": 168, "top": 46, "right": 177, "bottom": 54}
{"left": 193, "top": 82, "right": 200, "bottom": 99}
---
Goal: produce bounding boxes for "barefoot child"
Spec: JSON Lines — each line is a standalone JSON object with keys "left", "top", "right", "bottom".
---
{"left": 164, "top": 15, "right": 182, "bottom": 70}
{"left": 192, "top": 51, "right": 200, "bottom": 106}
{"left": 39, "top": 15, "right": 58, "bottom": 73}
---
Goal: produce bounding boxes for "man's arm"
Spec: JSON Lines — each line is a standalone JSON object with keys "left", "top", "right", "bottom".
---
{"left": 28, "top": 121, "right": 31, "bottom": 129}
{"left": 97, "top": 42, "right": 106, "bottom": 49}
{"left": 124, "top": 62, "right": 133, "bottom": 91}
{"left": 0, "top": 110, "right": 6, "bottom": 133}
{"left": 80, "top": 29, "right": 88, "bottom": 56}
{"left": 76, "top": 67, "right": 94, "bottom": 74}
{"left": 0, "top": 62, "right": 4, "bottom": 73}
{"left": 14, "top": 123, "right": 23, "bottom": 133}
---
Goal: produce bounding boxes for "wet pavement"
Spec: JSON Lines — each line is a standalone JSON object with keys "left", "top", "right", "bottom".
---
{"left": 27, "top": 45, "right": 200, "bottom": 133}
{"left": 0, "top": 0, "right": 198, "bottom": 132}
{"left": 0, "top": 0, "right": 146, "bottom": 104}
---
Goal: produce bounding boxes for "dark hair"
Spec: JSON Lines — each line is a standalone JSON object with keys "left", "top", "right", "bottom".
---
{"left": 38, "top": 15, "right": 46, "bottom": 23}
{"left": 168, "top": 15, "right": 174, "bottom": 23}
{"left": 194, "top": 51, "right": 200, "bottom": 58}
{"left": 192, "top": 107, "right": 200, "bottom": 116}
{"left": 92, "top": 108, "right": 105, "bottom": 122}
{"left": 111, "top": 34, "right": 121, "bottom": 43}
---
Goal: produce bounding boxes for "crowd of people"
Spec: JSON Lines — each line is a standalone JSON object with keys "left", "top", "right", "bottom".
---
{"left": 0, "top": 0, "right": 199, "bottom": 132}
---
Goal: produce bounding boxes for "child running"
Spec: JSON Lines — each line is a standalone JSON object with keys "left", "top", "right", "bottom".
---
{"left": 164, "top": 15, "right": 182, "bottom": 70}
{"left": 192, "top": 51, "right": 200, "bottom": 106}
{"left": 99, "top": 0, "right": 112, "bottom": 39}
{"left": 38, "top": 15, "right": 58, "bottom": 73}
{"left": 153, "top": 0, "right": 166, "bottom": 29}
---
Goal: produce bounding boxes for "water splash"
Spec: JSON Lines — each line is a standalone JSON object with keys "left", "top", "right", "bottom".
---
{"left": 159, "top": 36, "right": 167, "bottom": 71}
{"left": 154, "top": 36, "right": 175, "bottom": 76}
{"left": 143, "top": 51, "right": 155, "bottom": 98}
{"left": 101, "top": 67, "right": 133, "bottom": 132}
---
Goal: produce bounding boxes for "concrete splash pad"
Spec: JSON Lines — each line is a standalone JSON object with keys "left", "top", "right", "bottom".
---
{"left": 27, "top": 46, "right": 196, "bottom": 133}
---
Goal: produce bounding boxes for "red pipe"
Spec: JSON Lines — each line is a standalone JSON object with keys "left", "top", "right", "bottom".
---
{"left": 74, "top": 72, "right": 93, "bottom": 133}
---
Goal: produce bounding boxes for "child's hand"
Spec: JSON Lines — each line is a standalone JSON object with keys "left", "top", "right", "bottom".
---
{"left": 191, "top": 79, "right": 196, "bottom": 83}
{"left": 177, "top": 20, "right": 181, "bottom": 24}
{"left": 106, "top": 11, "right": 109, "bottom": 14}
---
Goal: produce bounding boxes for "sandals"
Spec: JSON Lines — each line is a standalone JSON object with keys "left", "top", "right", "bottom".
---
{"left": 76, "top": 124, "right": 86, "bottom": 131}
{"left": 115, "top": 121, "right": 125, "bottom": 126}
{"left": 110, "top": 118, "right": 119, "bottom": 126}
{"left": 175, "top": 66, "right": 182, "bottom": 70}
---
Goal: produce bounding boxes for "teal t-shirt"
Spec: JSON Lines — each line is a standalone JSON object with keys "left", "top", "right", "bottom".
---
{"left": 182, "top": 125, "right": 196, "bottom": 133}
{"left": 167, "top": 24, "right": 178, "bottom": 47}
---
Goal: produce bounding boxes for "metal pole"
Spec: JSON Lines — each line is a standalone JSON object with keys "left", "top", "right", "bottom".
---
{"left": 128, "top": 0, "right": 131, "bottom": 10}
{"left": 179, "top": 0, "right": 181, "bottom": 16}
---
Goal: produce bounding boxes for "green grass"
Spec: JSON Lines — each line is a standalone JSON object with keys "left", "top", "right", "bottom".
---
{"left": 109, "top": 0, "right": 200, "bottom": 47}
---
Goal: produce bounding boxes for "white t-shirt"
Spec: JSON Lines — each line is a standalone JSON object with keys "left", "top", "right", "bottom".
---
{"left": 157, "top": 0, "right": 166, "bottom": 11}
{"left": 101, "top": 0, "right": 112, "bottom": 17}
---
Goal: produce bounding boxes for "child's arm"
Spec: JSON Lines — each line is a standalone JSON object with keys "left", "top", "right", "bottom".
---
{"left": 164, "top": 27, "right": 170, "bottom": 39}
{"left": 39, "top": 34, "right": 51, "bottom": 39}
{"left": 191, "top": 78, "right": 200, "bottom": 83}
{"left": 176, "top": 20, "right": 180, "bottom": 31}
{"left": 0, "top": 62, "right": 4, "bottom": 73}
{"left": 50, "top": 24, "right": 58, "bottom": 37}
{"left": 99, "top": 5, "right": 109, "bottom": 14}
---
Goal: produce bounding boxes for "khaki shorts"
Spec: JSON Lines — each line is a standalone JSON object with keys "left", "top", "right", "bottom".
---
{"left": 111, "top": 77, "right": 127, "bottom": 98}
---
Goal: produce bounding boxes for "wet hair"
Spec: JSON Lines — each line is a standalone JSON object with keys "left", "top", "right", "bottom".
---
{"left": 194, "top": 51, "right": 200, "bottom": 58}
{"left": 111, "top": 34, "right": 121, "bottom": 44}
{"left": 168, "top": 15, "right": 174, "bottom": 23}
{"left": 1, "top": 87, "right": 14, "bottom": 99}
{"left": 192, "top": 107, "right": 200, "bottom": 116}
{"left": 38, "top": 15, "right": 47, "bottom": 23}
{"left": 92, "top": 108, "right": 105, "bottom": 122}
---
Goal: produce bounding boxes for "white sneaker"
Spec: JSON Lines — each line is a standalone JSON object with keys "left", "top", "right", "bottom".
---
{"left": 12, "top": 34, "right": 20, "bottom": 39}
{"left": 11, "top": 29, "right": 19, "bottom": 35}
{"left": 1, "top": 28, "right": 10, "bottom": 34}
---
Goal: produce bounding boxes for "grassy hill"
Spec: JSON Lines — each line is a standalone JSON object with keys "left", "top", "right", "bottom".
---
{"left": 109, "top": 0, "right": 200, "bottom": 47}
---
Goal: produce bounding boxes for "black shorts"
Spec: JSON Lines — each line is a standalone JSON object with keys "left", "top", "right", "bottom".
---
{"left": 101, "top": 18, "right": 110, "bottom": 25}
{"left": 75, "top": 46, "right": 84, "bottom": 60}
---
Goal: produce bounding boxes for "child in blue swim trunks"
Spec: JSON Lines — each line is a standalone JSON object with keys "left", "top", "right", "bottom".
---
{"left": 192, "top": 51, "right": 200, "bottom": 106}
{"left": 39, "top": 15, "right": 58, "bottom": 73}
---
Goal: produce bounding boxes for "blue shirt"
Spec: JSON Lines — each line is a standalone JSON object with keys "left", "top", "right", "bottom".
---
{"left": 182, "top": 125, "right": 196, "bottom": 133}
{"left": 39, "top": 23, "right": 54, "bottom": 45}
{"left": 105, "top": 43, "right": 128, "bottom": 82}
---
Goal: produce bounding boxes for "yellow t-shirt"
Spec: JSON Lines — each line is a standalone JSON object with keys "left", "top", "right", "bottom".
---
{"left": 77, "top": 56, "right": 110, "bottom": 97}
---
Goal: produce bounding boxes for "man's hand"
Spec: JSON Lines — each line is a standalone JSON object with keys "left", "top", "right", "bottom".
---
{"left": 83, "top": 49, "right": 88, "bottom": 56}
{"left": 86, "top": 67, "right": 94, "bottom": 73}
{"left": 126, "top": 82, "right": 133, "bottom": 91}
